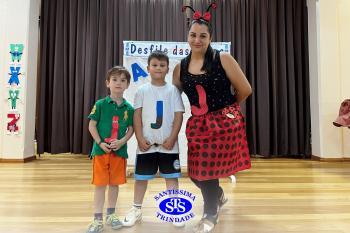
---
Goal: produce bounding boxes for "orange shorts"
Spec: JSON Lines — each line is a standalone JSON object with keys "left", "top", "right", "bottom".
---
{"left": 92, "top": 153, "right": 126, "bottom": 186}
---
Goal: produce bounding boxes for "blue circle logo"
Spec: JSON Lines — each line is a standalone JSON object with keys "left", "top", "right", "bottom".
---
{"left": 154, "top": 189, "right": 196, "bottom": 223}
{"left": 159, "top": 197, "right": 192, "bottom": 215}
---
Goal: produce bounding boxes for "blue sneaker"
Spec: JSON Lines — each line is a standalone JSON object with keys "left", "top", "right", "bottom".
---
{"left": 86, "top": 219, "right": 103, "bottom": 233}
{"left": 106, "top": 213, "right": 123, "bottom": 230}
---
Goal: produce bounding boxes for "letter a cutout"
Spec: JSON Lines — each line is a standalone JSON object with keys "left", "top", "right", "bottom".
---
{"left": 131, "top": 63, "right": 148, "bottom": 82}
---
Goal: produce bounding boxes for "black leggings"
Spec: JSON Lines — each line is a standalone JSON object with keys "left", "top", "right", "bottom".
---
{"left": 191, "top": 178, "right": 224, "bottom": 216}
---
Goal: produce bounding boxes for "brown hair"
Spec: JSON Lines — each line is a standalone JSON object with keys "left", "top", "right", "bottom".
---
{"left": 106, "top": 66, "right": 131, "bottom": 84}
{"left": 147, "top": 50, "right": 169, "bottom": 66}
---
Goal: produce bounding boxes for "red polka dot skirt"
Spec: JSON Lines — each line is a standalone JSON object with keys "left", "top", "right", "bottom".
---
{"left": 186, "top": 103, "right": 251, "bottom": 181}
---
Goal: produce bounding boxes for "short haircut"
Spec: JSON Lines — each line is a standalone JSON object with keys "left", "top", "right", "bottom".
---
{"left": 106, "top": 66, "right": 131, "bottom": 83}
{"left": 147, "top": 50, "right": 169, "bottom": 66}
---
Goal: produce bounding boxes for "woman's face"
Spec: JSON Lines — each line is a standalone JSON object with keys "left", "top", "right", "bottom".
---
{"left": 188, "top": 23, "right": 212, "bottom": 54}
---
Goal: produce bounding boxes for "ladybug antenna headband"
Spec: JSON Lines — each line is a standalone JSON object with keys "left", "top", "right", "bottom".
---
{"left": 182, "top": 2, "right": 217, "bottom": 22}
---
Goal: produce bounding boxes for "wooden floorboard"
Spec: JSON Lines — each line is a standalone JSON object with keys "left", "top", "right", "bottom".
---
{"left": 1, "top": 155, "right": 350, "bottom": 233}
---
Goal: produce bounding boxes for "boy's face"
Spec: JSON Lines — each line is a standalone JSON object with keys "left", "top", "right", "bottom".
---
{"left": 106, "top": 73, "right": 129, "bottom": 95}
{"left": 147, "top": 58, "right": 169, "bottom": 81}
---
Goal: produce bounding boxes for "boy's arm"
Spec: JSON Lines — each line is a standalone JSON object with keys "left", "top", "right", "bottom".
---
{"left": 88, "top": 119, "right": 111, "bottom": 153}
{"left": 162, "top": 111, "right": 183, "bottom": 150}
{"left": 134, "top": 108, "right": 151, "bottom": 152}
{"left": 121, "top": 125, "right": 134, "bottom": 144}
{"left": 110, "top": 125, "right": 134, "bottom": 151}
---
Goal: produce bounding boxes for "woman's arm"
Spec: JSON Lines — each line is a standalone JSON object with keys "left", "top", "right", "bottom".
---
{"left": 172, "top": 63, "right": 183, "bottom": 92}
{"left": 220, "top": 53, "right": 252, "bottom": 103}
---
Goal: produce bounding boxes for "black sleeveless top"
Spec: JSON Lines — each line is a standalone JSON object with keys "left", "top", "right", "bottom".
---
{"left": 180, "top": 50, "right": 236, "bottom": 113}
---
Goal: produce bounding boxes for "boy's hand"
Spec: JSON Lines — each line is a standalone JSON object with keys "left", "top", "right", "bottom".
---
{"left": 162, "top": 136, "right": 176, "bottom": 150}
{"left": 138, "top": 138, "right": 151, "bottom": 152}
{"left": 109, "top": 139, "right": 124, "bottom": 151}
{"left": 100, "top": 142, "right": 112, "bottom": 154}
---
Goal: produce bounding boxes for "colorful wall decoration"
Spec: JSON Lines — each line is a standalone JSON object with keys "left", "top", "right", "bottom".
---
{"left": 4, "top": 44, "right": 24, "bottom": 134}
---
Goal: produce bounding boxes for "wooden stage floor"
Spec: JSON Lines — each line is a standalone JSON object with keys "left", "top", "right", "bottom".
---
{"left": 1, "top": 155, "right": 350, "bottom": 233}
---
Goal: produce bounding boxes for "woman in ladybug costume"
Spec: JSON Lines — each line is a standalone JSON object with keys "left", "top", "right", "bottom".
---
{"left": 173, "top": 2, "right": 252, "bottom": 232}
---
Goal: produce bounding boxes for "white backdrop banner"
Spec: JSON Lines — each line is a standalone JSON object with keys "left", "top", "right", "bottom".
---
{"left": 123, "top": 41, "right": 231, "bottom": 166}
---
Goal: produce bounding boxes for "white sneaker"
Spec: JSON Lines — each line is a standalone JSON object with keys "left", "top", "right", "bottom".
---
{"left": 193, "top": 218, "right": 215, "bottom": 233}
{"left": 172, "top": 221, "right": 185, "bottom": 228}
{"left": 122, "top": 207, "right": 142, "bottom": 227}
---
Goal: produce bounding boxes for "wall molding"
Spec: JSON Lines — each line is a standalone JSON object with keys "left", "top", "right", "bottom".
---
{"left": 0, "top": 155, "right": 36, "bottom": 163}
{"left": 312, "top": 155, "right": 350, "bottom": 162}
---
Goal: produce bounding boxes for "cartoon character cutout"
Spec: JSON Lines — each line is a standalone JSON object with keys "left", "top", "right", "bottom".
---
{"left": 8, "top": 66, "right": 22, "bottom": 86}
{"left": 7, "top": 113, "right": 20, "bottom": 134}
{"left": 10, "top": 44, "right": 24, "bottom": 62}
{"left": 8, "top": 89, "right": 20, "bottom": 111}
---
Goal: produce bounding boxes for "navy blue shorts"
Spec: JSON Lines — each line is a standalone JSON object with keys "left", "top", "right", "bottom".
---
{"left": 134, "top": 152, "right": 181, "bottom": 180}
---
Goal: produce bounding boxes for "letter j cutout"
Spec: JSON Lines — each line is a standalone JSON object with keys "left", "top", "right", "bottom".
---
{"left": 151, "top": 101, "right": 163, "bottom": 129}
{"left": 191, "top": 85, "right": 208, "bottom": 116}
